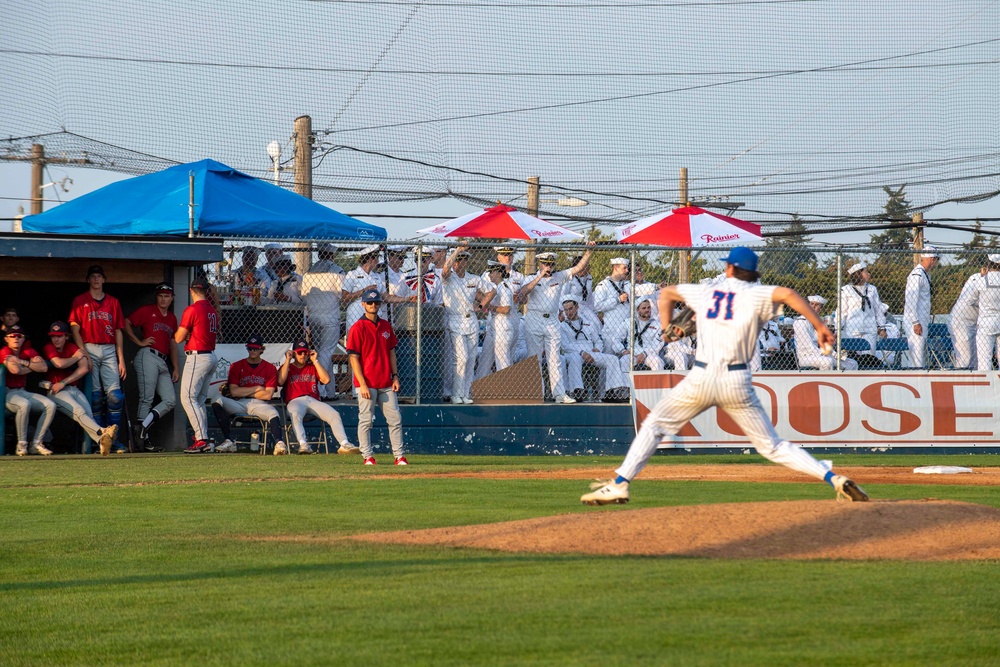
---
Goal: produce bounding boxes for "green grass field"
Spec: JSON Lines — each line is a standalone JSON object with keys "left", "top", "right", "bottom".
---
{"left": 2, "top": 454, "right": 998, "bottom": 666}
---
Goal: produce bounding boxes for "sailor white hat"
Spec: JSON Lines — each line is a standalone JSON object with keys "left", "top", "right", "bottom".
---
{"left": 847, "top": 262, "right": 866, "bottom": 275}
{"left": 807, "top": 295, "right": 828, "bottom": 305}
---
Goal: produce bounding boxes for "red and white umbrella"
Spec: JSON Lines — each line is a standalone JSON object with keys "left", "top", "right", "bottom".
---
{"left": 616, "top": 205, "right": 761, "bottom": 247}
{"left": 417, "top": 203, "right": 583, "bottom": 240}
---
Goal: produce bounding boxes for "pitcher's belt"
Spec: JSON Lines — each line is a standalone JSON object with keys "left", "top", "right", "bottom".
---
{"left": 693, "top": 360, "right": 747, "bottom": 371}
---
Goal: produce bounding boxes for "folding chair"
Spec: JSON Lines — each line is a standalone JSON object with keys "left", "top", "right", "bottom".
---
{"left": 282, "top": 403, "right": 330, "bottom": 454}
{"left": 875, "top": 337, "right": 908, "bottom": 370}
{"left": 926, "top": 337, "right": 954, "bottom": 370}
{"left": 927, "top": 323, "right": 950, "bottom": 339}
{"left": 789, "top": 340, "right": 818, "bottom": 371}
{"left": 838, "top": 337, "right": 871, "bottom": 352}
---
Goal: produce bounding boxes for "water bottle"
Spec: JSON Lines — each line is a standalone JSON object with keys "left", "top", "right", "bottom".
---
{"left": 208, "top": 438, "right": 216, "bottom": 453}
{"left": 250, "top": 432, "right": 260, "bottom": 452}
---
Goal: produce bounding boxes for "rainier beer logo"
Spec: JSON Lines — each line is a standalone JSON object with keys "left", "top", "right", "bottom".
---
{"left": 620, "top": 224, "right": 637, "bottom": 237}
{"left": 531, "top": 229, "right": 563, "bottom": 237}
{"left": 701, "top": 233, "right": 740, "bottom": 244}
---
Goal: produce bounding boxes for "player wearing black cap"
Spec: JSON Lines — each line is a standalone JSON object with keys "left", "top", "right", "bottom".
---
{"left": 125, "top": 283, "right": 179, "bottom": 450}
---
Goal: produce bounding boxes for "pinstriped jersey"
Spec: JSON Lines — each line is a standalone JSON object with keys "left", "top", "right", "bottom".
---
{"left": 676, "top": 278, "right": 779, "bottom": 367}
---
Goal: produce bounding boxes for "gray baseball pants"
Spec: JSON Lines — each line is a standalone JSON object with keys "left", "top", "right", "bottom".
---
{"left": 49, "top": 385, "right": 103, "bottom": 441}
{"left": 5, "top": 387, "right": 55, "bottom": 444}
{"left": 286, "top": 395, "right": 349, "bottom": 447}
{"left": 179, "top": 350, "right": 216, "bottom": 441}
{"left": 357, "top": 388, "right": 403, "bottom": 458}
{"left": 134, "top": 347, "right": 176, "bottom": 421}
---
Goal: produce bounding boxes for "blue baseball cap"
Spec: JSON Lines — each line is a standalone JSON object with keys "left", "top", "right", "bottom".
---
{"left": 361, "top": 288, "right": 382, "bottom": 303}
{"left": 721, "top": 247, "right": 758, "bottom": 272}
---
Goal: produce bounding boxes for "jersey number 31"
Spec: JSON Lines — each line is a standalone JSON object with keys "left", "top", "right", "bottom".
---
{"left": 706, "top": 291, "right": 735, "bottom": 320}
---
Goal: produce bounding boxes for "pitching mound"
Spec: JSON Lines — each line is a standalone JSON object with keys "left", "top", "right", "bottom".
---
{"left": 351, "top": 499, "right": 1000, "bottom": 561}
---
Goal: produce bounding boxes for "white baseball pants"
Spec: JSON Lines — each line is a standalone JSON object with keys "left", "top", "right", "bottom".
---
{"left": 616, "top": 365, "right": 829, "bottom": 483}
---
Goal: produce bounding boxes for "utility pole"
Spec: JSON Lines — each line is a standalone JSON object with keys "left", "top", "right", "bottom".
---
{"left": 524, "top": 176, "right": 540, "bottom": 276}
{"left": 293, "top": 115, "right": 314, "bottom": 272}
{"left": 678, "top": 167, "right": 690, "bottom": 283}
{"left": 911, "top": 212, "right": 924, "bottom": 266}
{"left": 0, "top": 143, "right": 91, "bottom": 216}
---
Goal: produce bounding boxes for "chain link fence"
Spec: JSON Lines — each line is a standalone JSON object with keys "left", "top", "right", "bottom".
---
{"left": 201, "top": 240, "right": 1000, "bottom": 406}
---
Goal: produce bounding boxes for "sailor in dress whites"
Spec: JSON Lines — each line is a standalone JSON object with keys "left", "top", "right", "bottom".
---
{"left": 949, "top": 267, "right": 986, "bottom": 369}
{"left": 440, "top": 244, "right": 495, "bottom": 404}
{"left": 519, "top": 244, "right": 595, "bottom": 403}
{"left": 902, "top": 246, "right": 939, "bottom": 368}
{"left": 794, "top": 295, "right": 858, "bottom": 370}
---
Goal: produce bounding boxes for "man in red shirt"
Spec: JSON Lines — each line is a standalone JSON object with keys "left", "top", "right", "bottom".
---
{"left": 68, "top": 265, "right": 127, "bottom": 443}
{"left": 125, "top": 283, "right": 179, "bottom": 451}
{"left": 211, "top": 334, "right": 285, "bottom": 454}
{"left": 278, "top": 338, "right": 358, "bottom": 455}
{"left": 2, "top": 325, "right": 55, "bottom": 456}
{"left": 41, "top": 321, "right": 119, "bottom": 455}
{"left": 174, "top": 277, "right": 219, "bottom": 453}
{"left": 346, "top": 289, "right": 406, "bottom": 465}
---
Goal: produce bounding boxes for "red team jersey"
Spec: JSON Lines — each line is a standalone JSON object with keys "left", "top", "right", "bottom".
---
{"left": 346, "top": 316, "right": 398, "bottom": 389}
{"left": 69, "top": 292, "right": 125, "bottom": 345}
{"left": 179, "top": 300, "right": 218, "bottom": 351}
{"left": 282, "top": 363, "right": 320, "bottom": 401}
{"left": 0, "top": 346, "right": 38, "bottom": 389}
{"left": 127, "top": 304, "right": 178, "bottom": 356}
{"left": 227, "top": 358, "right": 278, "bottom": 390}
{"left": 42, "top": 342, "right": 84, "bottom": 386}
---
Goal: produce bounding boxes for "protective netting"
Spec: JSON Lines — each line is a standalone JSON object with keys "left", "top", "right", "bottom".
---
{"left": 204, "top": 241, "right": 1000, "bottom": 409}
{"left": 2, "top": 0, "right": 998, "bottom": 230}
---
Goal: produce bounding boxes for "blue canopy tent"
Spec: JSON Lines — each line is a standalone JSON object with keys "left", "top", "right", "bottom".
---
{"left": 22, "top": 159, "right": 387, "bottom": 240}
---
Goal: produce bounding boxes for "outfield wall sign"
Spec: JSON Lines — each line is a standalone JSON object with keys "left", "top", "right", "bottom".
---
{"left": 631, "top": 372, "right": 1000, "bottom": 448}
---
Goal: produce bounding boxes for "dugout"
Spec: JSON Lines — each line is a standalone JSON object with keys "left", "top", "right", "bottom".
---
{"left": 0, "top": 232, "right": 223, "bottom": 453}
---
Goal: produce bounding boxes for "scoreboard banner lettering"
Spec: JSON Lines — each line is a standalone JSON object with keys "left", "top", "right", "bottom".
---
{"left": 630, "top": 372, "right": 1000, "bottom": 448}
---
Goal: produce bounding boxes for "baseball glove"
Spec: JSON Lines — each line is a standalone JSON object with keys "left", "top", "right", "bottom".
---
{"left": 662, "top": 306, "right": 696, "bottom": 343}
{"left": 219, "top": 383, "right": 231, "bottom": 398}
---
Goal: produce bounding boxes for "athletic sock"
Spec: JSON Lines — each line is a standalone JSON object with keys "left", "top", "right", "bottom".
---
{"left": 267, "top": 418, "right": 283, "bottom": 444}
{"left": 823, "top": 470, "right": 835, "bottom": 486}
{"left": 212, "top": 404, "right": 232, "bottom": 439}
{"left": 614, "top": 475, "right": 629, "bottom": 485}
{"left": 142, "top": 410, "right": 160, "bottom": 429}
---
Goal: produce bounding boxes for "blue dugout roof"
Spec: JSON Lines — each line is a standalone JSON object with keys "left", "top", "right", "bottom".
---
{"left": 22, "top": 159, "right": 387, "bottom": 241}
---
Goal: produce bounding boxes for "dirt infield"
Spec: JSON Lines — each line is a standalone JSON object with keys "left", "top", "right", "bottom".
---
{"left": 352, "top": 499, "right": 1000, "bottom": 561}
{"left": 396, "top": 465, "right": 1000, "bottom": 486}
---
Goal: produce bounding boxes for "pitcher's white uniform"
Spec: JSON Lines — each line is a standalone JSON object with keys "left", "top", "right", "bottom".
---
{"left": 903, "top": 265, "right": 933, "bottom": 368}
{"left": 949, "top": 272, "right": 982, "bottom": 369}
{"left": 973, "top": 270, "right": 1000, "bottom": 371}
{"left": 616, "top": 277, "right": 832, "bottom": 485}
